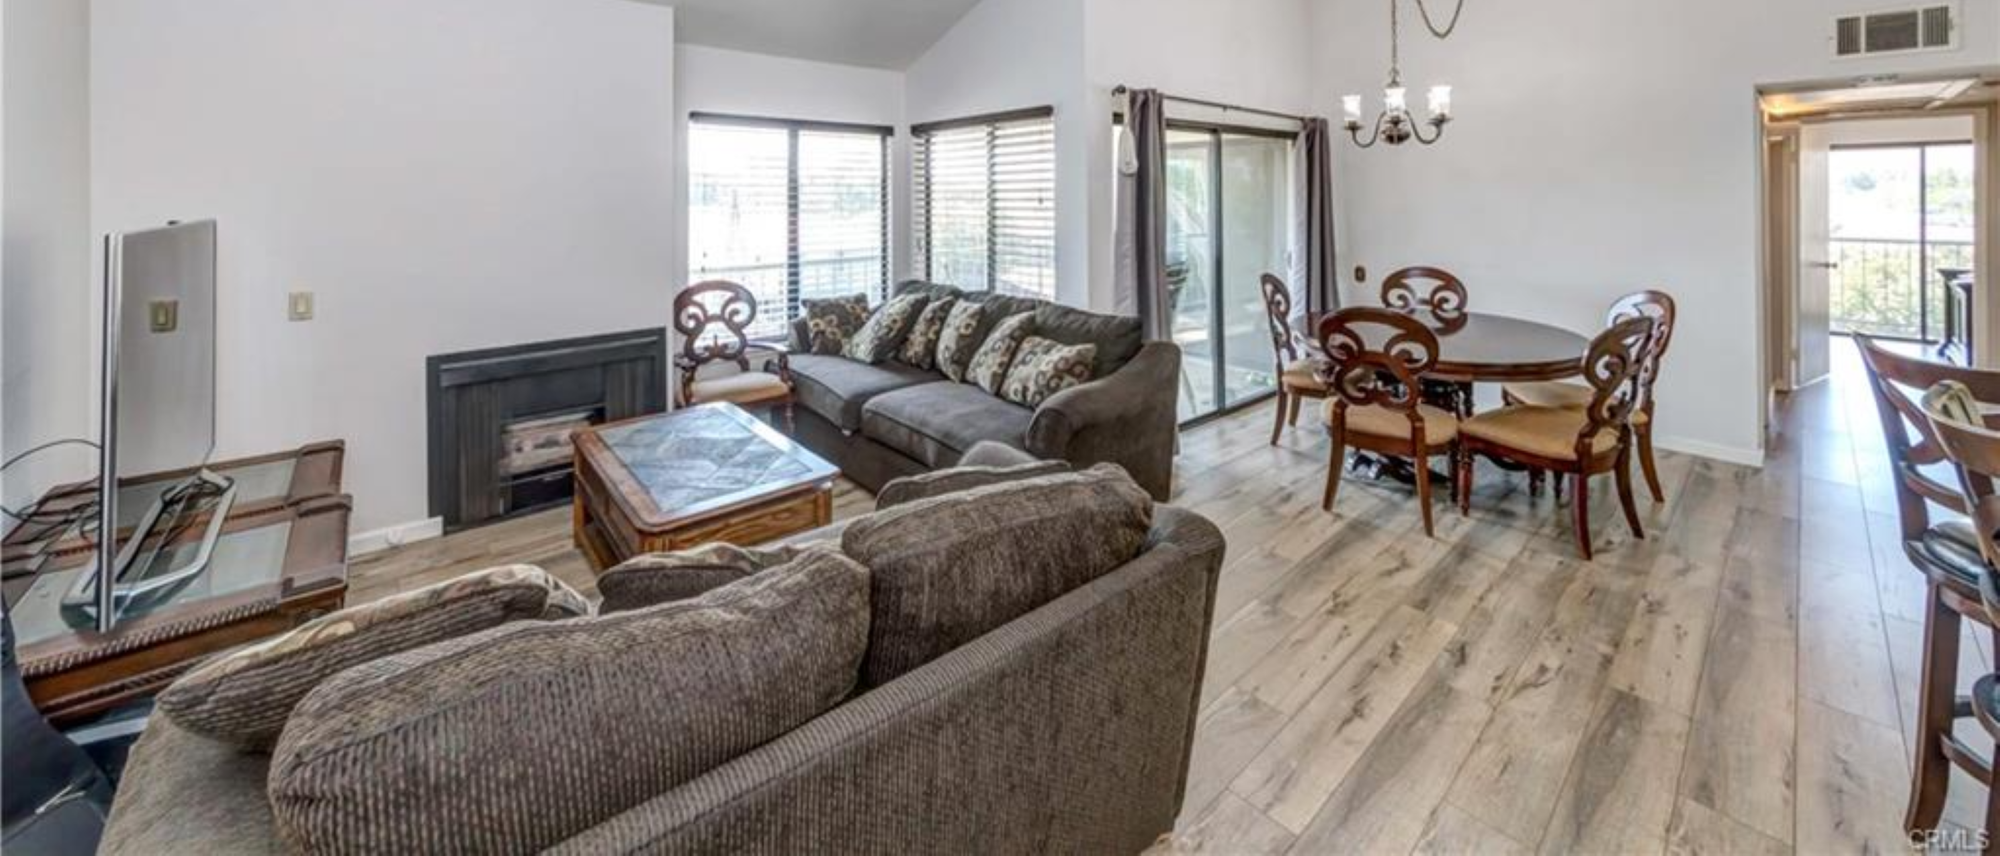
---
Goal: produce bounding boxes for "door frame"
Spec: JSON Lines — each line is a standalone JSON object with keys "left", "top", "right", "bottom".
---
{"left": 1166, "top": 119, "right": 1297, "bottom": 427}
{"left": 1762, "top": 102, "right": 1994, "bottom": 391}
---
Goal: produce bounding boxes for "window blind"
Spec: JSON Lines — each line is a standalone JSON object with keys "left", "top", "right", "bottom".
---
{"left": 688, "top": 114, "right": 889, "bottom": 341}
{"left": 913, "top": 107, "right": 1056, "bottom": 300}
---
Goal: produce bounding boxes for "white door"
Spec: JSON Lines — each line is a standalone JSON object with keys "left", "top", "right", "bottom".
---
{"left": 1796, "top": 126, "right": 1834, "bottom": 387}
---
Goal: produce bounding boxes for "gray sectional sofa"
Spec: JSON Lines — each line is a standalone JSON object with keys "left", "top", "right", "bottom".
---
{"left": 782, "top": 280, "right": 1182, "bottom": 500}
{"left": 100, "top": 449, "right": 1226, "bottom": 854}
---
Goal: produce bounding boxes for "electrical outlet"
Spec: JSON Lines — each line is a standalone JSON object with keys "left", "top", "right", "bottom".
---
{"left": 148, "top": 300, "right": 179, "bottom": 333}
{"left": 288, "top": 291, "right": 315, "bottom": 322}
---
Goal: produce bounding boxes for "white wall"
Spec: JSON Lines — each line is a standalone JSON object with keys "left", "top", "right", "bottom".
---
{"left": 91, "top": 0, "right": 677, "bottom": 537}
{"left": 905, "top": 0, "right": 1092, "bottom": 306}
{"left": 674, "top": 45, "right": 909, "bottom": 288}
{"left": 1311, "top": 0, "right": 2000, "bottom": 465}
{"left": 2, "top": 0, "right": 94, "bottom": 514}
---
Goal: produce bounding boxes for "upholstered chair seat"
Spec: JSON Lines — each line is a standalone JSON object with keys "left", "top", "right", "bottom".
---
{"left": 689, "top": 371, "right": 792, "bottom": 406}
{"left": 1330, "top": 400, "right": 1459, "bottom": 444}
{"left": 1502, "top": 380, "right": 1652, "bottom": 425}
{"left": 1914, "top": 518, "right": 1988, "bottom": 590}
{"left": 1282, "top": 358, "right": 1328, "bottom": 392}
{"left": 1460, "top": 405, "right": 1619, "bottom": 462}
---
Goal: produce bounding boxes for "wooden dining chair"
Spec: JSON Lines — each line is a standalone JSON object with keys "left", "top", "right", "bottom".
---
{"left": 1457, "top": 314, "right": 1653, "bottom": 560}
{"left": 1856, "top": 334, "right": 2000, "bottom": 839}
{"left": 1503, "top": 290, "right": 1678, "bottom": 502}
{"left": 1317, "top": 307, "right": 1461, "bottom": 536}
{"left": 673, "top": 280, "right": 794, "bottom": 430}
{"left": 1921, "top": 379, "right": 2000, "bottom": 852}
{"left": 1262, "top": 274, "right": 1328, "bottom": 445}
{"left": 1381, "top": 267, "right": 1473, "bottom": 416}
{"left": 1380, "top": 266, "right": 1469, "bottom": 319}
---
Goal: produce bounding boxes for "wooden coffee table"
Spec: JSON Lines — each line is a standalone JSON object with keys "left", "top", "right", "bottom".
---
{"left": 571, "top": 403, "right": 839, "bottom": 571}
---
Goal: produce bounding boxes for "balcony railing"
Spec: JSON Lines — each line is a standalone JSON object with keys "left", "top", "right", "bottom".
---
{"left": 1829, "top": 237, "right": 1974, "bottom": 342}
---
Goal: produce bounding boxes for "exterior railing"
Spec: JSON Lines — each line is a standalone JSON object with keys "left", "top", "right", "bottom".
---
{"left": 1829, "top": 237, "right": 1974, "bottom": 341}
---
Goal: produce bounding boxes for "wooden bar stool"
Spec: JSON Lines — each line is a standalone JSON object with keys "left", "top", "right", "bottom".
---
{"left": 1855, "top": 334, "right": 2000, "bottom": 838}
{"left": 673, "top": 280, "right": 795, "bottom": 431}
{"left": 1261, "top": 274, "right": 1329, "bottom": 445}
{"left": 1921, "top": 379, "right": 2000, "bottom": 853}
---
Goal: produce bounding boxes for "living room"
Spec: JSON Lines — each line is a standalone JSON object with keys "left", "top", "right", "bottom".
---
{"left": 4, "top": 0, "right": 2000, "bottom": 853}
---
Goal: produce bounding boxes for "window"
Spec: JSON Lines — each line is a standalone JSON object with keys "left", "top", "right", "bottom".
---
{"left": 688, "top": 113, "right": 890, "bottom": 341}
{"left": 912, "top": 107, "right": 1057, "bottom": 299}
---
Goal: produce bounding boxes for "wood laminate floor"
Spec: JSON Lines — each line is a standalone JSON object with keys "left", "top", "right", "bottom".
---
{"left": 354, "top": 338, "right": 1967, "bottom": 854}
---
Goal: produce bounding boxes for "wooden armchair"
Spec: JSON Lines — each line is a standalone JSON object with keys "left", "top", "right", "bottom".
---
{"left": 1456, "top": 314, "right": 1653, "bottom": 559}
{"left": 1504, "top": 290, "right": 1677, "bottom": 502}
{"left": 1316, "top": 307, "right": 1460, "bottom": 536}
{"left": 673, "top": 281, "right": 793, "bottom": 430}
{"left": 1261, "top": 274, "right": 1327, "bottom": 445}
{"left": 1856, "top": 334, "right": 2000, "bottom": 840}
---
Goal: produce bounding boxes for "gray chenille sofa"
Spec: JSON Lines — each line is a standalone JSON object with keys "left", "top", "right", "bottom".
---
{"left": 100, "top": 446, "right": 1226, "bottom": 854}
{"left": 782, "top": 280, "right": 1181, "bottom": 500}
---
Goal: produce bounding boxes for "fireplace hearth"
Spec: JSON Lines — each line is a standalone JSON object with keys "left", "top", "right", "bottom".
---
{"left": 426, "top": 329, "right": 665, "bottom": 531}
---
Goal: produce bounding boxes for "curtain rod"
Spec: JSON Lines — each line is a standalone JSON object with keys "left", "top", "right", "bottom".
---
{"left": 1111, "top": 85, "right": 1309, "bottom": 125}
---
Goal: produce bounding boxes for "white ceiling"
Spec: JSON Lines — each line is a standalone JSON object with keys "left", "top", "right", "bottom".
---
{"left": 643, "top": 0, "right": 983, "bottom": 70}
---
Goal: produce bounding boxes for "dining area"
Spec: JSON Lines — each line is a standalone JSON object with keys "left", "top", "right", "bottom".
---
{"left": 1259, "top": 266, "right": 1677, "bottom": 560}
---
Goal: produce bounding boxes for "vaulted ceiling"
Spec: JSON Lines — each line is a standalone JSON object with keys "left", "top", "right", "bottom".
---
{"left": 644, "top": 0, "right": 984, "bottom": 69}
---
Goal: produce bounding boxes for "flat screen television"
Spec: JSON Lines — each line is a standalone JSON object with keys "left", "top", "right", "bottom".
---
{"left": 66, "top": 220, "right": 228, "bottom": 632}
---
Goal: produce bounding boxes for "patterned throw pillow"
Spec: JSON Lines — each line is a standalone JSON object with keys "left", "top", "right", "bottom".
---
{"left": 965, "top": 312, "right": 1036, "bottom": 395}
{"left": 802, "top": 295, "right": 872, "bottom": 356}
{"left": 896, "top": 297, "right": 958, "bottom": 370}
{"left": 157, "top": 564, "right": 589, "bottom": 750}
{"left": 844, "top": 294, "right": 928, "bottom": 364}
{"left": 1000, "top": 337, "right": 1098, "bottom": 407}
{"left": 935, "top": 300, "right": 991, "bottom": 383}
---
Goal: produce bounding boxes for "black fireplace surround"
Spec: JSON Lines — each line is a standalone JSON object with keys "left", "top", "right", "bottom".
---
{"left": 426, "top": 329, "right": 666, "bottom": 531}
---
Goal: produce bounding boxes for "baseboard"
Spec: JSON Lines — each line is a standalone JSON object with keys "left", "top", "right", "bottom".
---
{"left": 1652, "top": 436, "right": 1765, "bottom": 469}
{"left": 349, "top": 517, "right": 444, "bottom": 557}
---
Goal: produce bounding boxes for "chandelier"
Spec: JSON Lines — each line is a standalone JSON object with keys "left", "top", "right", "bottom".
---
{"left": 1344, "top": 0, "right": 1464, "bottom": 148}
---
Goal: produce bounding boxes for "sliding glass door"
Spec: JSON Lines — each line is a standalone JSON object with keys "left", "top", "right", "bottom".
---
{"left": 1165, "top": 126, "right": 1294, "bottom": 422}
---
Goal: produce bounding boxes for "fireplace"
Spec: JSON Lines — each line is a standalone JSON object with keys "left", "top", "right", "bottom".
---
{"left": 426, "top": 329, "right": 666, "bottom": 531}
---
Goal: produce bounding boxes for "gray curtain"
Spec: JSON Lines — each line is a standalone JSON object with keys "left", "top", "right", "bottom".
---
{"left": 1290, "top": 117, "right": 1339, "bottom": 336}
{"left": 1114, "top": 88, "right": 1170, "bottom": 340}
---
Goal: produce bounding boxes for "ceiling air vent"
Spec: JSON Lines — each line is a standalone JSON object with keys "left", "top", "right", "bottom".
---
{"left": 1835, "top": 4, "right": 1960, "bottom": 58}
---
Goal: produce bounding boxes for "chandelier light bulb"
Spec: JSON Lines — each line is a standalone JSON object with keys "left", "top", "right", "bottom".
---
{"left": 1428, "top": 85, "right": 1452, "bottom": 118}
{"left": 1342, "top": 95, "right": 1364, "bottom": 124}
{"left": 1384, "top": 86, "right": 1408, "bottom": 114}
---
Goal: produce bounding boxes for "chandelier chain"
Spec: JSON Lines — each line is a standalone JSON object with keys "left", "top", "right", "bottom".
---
{"left": 1414, "top": 0, "right": 1466, "bottom": 39}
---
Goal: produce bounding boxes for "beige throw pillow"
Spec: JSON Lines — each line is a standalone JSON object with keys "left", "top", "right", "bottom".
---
{"left": 156, "top": 565, "right": 589, "bottom": 750}
{"left": 965, "top": 312, "right": 1036, "bottom": 395}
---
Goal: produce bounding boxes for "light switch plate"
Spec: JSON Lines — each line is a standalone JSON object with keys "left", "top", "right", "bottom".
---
{"left": 288, "top": 291, "right": 314, "bottom": 321}
{"left": 148, "top": 300, "right": 179, "bottom": 333}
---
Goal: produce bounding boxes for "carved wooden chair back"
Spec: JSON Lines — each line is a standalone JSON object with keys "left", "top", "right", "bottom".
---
{"left": 674, "top": 281, "right": 759, "bottom": 373}
{"left": 1315, "top": 306, "right": 1441, "bottom": 422}
{"left": 1923, "top": 380, "right": 2000, "bottom": 619}
{"left": 1572, "top": 314, "right": 1656, "bottom": 462}
{"left": 1856, "top": 334, "right": 2000, "bottom": 541}
{"left": 1380, "top": 266, "right": 1469, "bottom": 320}
{"left": 1608, "top": 290, "right": 1676, "bottom": 415}
{"left": 1260, "top": 273, "right": 1302, "bottom": 373}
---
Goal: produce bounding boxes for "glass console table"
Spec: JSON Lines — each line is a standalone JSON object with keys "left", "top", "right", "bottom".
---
{"left": 1, "top": 442, "right": 350, "bottom": 725}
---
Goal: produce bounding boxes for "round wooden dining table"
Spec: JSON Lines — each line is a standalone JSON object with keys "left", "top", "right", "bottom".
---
{"left": 1298, "top": 308, "right": 1591, "bottom": 383}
